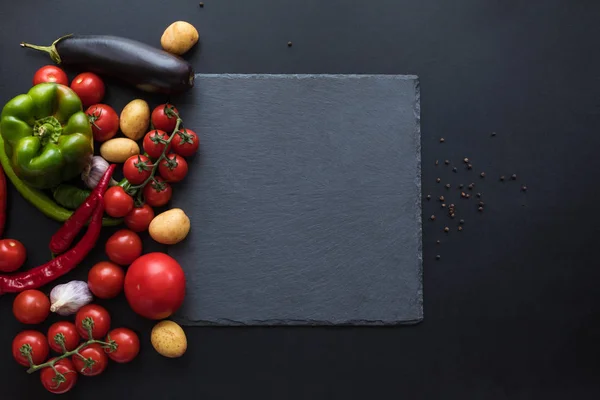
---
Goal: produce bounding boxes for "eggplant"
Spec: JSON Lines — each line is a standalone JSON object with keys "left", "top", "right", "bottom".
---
{"left": 21, "top": 34, "right": 194, "bottom": 94}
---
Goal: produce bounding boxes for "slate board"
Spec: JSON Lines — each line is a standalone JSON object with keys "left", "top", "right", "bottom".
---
{"left": 169, "top": 74, "right": 423, "bottom": 326}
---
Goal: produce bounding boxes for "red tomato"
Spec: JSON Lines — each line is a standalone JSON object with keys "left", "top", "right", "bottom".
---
{"left": 88, "top": 261, "right": 125, "bottom": 299}
{"left": 0, "top": 239, "right": 27, "bottom": 272}
{"left": 40, "top": 358, "right": 78, "bottom": 394}
{"left": 124, "top": 253, "right": 186, "bottom": 319}
{"left": 105, "top": 328, "right": 140, "bottom": 363}
{"left": 124, "top": 204, "right": 155, "bottom": 232}
{"left": 70, "top": 72, "right": 105, "bottom": 108}
{"left": 72, "top": 344, "right": 108, "bottom": 376}
{"left": 143, "top": 130, "right": 171, "bottom": 159}
{"left": 12, "top": 330, "right": 49, "bottom": 367}
{"left": 103, "top": 186, "right": 134, "bottom": 218}
{"left": 105, "top": 229, "right": 142, "bottom": 266}
{"left": 143, "top": 177, "right": 172, "bottom": 207}
{"left": 13, "top": 289, "right": 50, "bottom": 325}
{"left": 171, "top": 128, "right": 200, "bottom": 157}
{"left": 75, "top": 305, "right": 111, "bottom": 340}
{"left": 158, "top": 153, "right": 188, "bottom": 182}
{"left": 33, "top": 65, "right": 69, "bottom": 86}
{"left": 123, "top": 155, "right": 153, "bottom": 185}
{"left": 151, "top": 104, "right": 179, "bottom": 133}
{"left": 86, "top": 104, "right": 119, "bottom": 142}
{"left": 47, "top": 322, "right": 80, "bottom": 353}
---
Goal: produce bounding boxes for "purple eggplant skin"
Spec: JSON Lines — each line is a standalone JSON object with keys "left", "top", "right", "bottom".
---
{"left": 21, "top": 34, "right": 194, "bottom": 94}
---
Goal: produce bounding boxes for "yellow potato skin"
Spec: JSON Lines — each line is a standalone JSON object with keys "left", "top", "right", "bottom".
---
{"left": 120, "top": 99, "right": 150, "bottom": 141}
{"left": 161, "top": 21, "right": 199, "bottom": 56}
{"left": 151, "top": 320, "right": 187, "bottom": 358}
{"left": 100, "top": 138, "right": 140, "bottom": 163}
{"left": 149, "top": 208, "right": 191, "bottom": 245}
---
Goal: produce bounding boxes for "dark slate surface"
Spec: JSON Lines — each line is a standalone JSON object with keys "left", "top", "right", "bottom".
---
{"left": 169, "top": 74, "right": 422, "bottom": 325}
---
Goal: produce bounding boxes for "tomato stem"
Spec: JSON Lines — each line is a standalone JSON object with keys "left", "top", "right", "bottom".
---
{"left": 26, "top": 338, "right": 116, "bottom": 374}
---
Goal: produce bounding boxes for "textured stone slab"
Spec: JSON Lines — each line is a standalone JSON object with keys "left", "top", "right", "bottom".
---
{"left": 169, "top": 74, "right": 422, "bottom": 325}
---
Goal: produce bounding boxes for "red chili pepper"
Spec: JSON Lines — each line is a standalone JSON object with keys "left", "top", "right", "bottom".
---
{"left": 49, "top": 165, "right": 116, "bottom": 254}
{"left": 0, "top": 197, "right": 105, "bottom": 294}
{"left": 0, "top": 164, "right": 6, "bottom": 238}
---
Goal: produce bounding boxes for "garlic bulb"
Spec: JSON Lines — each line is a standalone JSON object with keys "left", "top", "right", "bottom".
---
{"left": 50, "top": 281, "right": 93, "bottom": 316}
{"left": 82, "top": 156, "right": 118, "bottom": 189}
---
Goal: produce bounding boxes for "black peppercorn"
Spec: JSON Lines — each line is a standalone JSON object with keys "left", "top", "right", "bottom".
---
{"left": 426, "top": 195, "right": 431, "bottom": 200}
{"left": 436, "top": 255, "right": 441, "bottom": 260}
{"left": 500, "top": 175, "right": 505, "bottom": 181}
{"left": 453, "top": 167, "right": 457, "bottom": 172}
{"left": 288, "top": 41, "right": 293, "bottom": 47}
{"left": 430, "top": 215, "right": 436, "bottom": 221}
{"left": 444, "top": 227, "right": 449, "bottom": 232}
{"left": 436, "top": 178, "right": 441, "bottom": 183}
{"left": 445, "top": 184, "right": 450, "bottom": 189}
{"left": 440, "top": 138, "right": 445, "bottom": 143}
{"left": 478, "top": 206, "right": 483, "bottom": 212}
{"left": 459, "top": 219, "right": 465, "bottom": 225}
{"left": 511, "top": 174, "right": 517, "bottom": 180}
{"left": 480, "top": 172, "right": 485, "bottom": 178}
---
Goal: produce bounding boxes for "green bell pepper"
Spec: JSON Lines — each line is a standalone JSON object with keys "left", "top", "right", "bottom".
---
{"left": 0, "top": 83, "right": 93, "bottom": 189}
{"left": 0, "top": 133, "right": 121, "bottom": 226}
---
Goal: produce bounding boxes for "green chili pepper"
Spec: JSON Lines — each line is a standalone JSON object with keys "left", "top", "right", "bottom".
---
{"left": 0, "top": 83, "right": 94, "bottom": 189}
{"left": 0, "top": 133, "right": 120, "bottom": 226}
{"left": 53, "top": 184, "right": 91, "bottom": 210}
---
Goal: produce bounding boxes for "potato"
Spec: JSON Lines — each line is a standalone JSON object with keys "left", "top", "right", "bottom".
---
{"left": 149, "top": 208, "right": 190, "bottom": 245}
{"left": 161, "top": 21, "right": 199, "bottom": 56}
{"left": 120, "top": 99, "right": 150, "bottom": 140}
{"left": 151, "top": 320, "right": 187, "bottom": 358}
{"left": 99, "top": 138, "right": 140, "bottom": 163}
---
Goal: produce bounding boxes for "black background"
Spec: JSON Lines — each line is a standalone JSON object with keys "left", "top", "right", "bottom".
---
{"left": 1, "top": 0, "right": 600, "bottom": 398}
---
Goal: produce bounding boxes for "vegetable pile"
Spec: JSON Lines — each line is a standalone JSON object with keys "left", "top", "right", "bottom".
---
{"left": 2, "top": 21, "right": 199, "bottom": 394}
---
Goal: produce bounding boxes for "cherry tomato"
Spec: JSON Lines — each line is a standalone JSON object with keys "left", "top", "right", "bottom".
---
{"left": 12, "top": 330, "right": 49, "bottom": 367}
{"left": 123, "top": 155, "right": 153, "bottom": 185}
{"left": 13, "top": 290, "right": 50, "bottom": 325}
{"left": 88, "top": 261, "right": 125, "bottom": 299}
{"left": 105, "top": 229, "right": 143, "bottom": 266}
{"left": 171, "top": 128, "right": 200, "bottom": 157}
{"left": 143, "top": 177, "right": 172, "bottom": 207}
{"left": 40, "top": 358, "right": 78, "bottom": 394}
{"left": 70, "top": 72, "right": 105, "bottom": 108}
{"left": 105, "top": 328, "right": 140, "bottom": 363}
{"left": 124, "top": 253, "right": 186, "bottom": 319}
{"left": 103, "top": 186, "right": 134, "bottom": 218}
{"left": 33, "top": 65, "right": 69, "bottom": 86}
{"left": 124, "top": 204, "right": 155, "bottom": 232}
{"left": 47, "top": 322, "right": 80, "bottom": 353}
{"left": 86, "top": 104, "right": 119, "bottom": 142}
{"left": 72, "top": 344, "right": 108, "bottom": 376}
{"left": 151, "top": 104, "right": 179, "bottom": 133}
{"left": 75, "top": 304, "right": 111, "bottom": 340}
{"left": 158, "top": 153, "right": 188, "bottom": 183}
{"left": 143, "top": 130, "right": 171, "bottom": 159}
{"left": 0, "top": 239, "right": 27, "bottom": 272}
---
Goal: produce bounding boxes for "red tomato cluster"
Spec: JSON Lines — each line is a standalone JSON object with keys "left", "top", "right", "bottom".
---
{"left": 12, "top": 303, "right": 140, "bottom": 394}
{"left": 100, "top": 103, "right": 200, "bottom": 232}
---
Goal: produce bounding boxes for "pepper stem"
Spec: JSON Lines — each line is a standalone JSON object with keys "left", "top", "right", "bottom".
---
{"left": 20, "top": 34, "right": 73, "bottom": 64}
